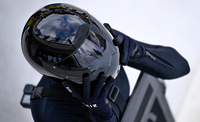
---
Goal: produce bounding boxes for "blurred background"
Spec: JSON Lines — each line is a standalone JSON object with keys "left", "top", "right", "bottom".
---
{"left": 0, "top": 0, "right": 199, "bottom": 121}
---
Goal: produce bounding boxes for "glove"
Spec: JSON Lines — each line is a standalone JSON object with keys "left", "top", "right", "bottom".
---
{"left": 62, "top": 74, "right": 115, "bottom": 121}
{"left": 104, "top": 23, "right": 145, "bottom": 65}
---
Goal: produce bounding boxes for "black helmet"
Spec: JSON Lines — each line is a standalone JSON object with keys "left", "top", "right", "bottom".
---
{"left": 21, "top": 3, "right": 120, "bottom": 83}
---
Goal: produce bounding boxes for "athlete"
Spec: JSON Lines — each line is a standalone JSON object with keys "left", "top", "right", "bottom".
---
{"left": 21, "top": 3, "right": 190, "bottom": 122}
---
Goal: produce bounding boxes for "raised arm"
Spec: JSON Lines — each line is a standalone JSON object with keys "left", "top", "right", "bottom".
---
{"left": 112, "top": 29, "right": 190, "bottom": 79}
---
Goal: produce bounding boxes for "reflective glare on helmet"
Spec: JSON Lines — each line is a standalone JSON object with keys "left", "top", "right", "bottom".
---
{"left": 34, "top": 14, "right": 86, "bottom": 45}
{"left": 73, "top": 31, "right": 107, "bottom": 70}
{"left": 76, "top": 31, "right": 106, "bottom": 59}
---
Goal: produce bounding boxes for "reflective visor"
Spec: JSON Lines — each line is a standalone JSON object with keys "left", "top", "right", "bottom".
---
{"left": 56, "top": 30, "right": 108, "bottom": 72}
{"left": 36, "top": 30, "right": 113, "bottom": 82}
{"left": 74, "top": 31, "right": 106, "bottom": 68}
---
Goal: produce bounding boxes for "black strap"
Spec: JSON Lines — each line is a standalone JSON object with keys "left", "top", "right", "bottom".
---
{"left": 115, "top": 92, "right": 126, "bottom": 113}
{"left": 31, "top": 86, "right": 126, "bottom": 120}
{"left": 109, "top": 85, "right": 126, "bottom": 113}
{"left": 31, "top": 87, "right": 71, "bottom": 99}
{"left": 42, "top": 88, "right": 71, "bottom": 97}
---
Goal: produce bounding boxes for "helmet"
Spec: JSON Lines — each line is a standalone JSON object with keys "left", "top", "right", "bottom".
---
{"left": 21, "top": 3, "right": 120, "bottom": 83}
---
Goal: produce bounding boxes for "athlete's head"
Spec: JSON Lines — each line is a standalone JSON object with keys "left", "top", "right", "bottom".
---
{"left": 21, "top": 3, "right": 120, "bottom": 83}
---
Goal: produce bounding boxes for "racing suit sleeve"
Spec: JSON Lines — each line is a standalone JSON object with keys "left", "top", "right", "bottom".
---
{"left": 128, "top": 41, "right": 190, "bottom": 79}
{"left": 113, "top": 29, "right": 190, "bottom": 79}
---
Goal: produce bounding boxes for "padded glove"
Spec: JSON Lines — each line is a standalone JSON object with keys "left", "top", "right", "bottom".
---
{"left": 62, "top": 74, "right": 116, "bottom": 121}
{"left": 104, "top": 23, "right": 145, "bottom": 65}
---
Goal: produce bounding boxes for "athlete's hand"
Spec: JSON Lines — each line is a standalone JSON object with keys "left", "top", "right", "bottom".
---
{"left": 104, "top": 23, "right": 145, "bottom": 65}
{"left": 62, "top": 74, "right": 115, "bottom": 121}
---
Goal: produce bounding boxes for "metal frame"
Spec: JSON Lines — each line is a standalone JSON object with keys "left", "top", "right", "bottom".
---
{"left": 121, "top": 72, "right": 175, "bottom": 122}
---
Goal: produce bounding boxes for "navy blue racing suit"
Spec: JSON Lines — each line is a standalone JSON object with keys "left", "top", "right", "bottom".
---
{"left": 30, "top": 30, "right": 190, "bottom": 122}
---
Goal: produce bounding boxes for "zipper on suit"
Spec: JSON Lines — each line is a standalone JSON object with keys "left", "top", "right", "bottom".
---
{"left": 145, "top": 51, "right": 175, "bottom": 70}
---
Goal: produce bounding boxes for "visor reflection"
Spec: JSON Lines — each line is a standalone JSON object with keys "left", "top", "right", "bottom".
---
{"left": 73, "top": 31, "right": 107, "bottom": 72}
{"left": 35, "top": 14, "right": 86, "bottom": 45}
{"left": 36, "top": 31, "right": 108, "bottom": 72}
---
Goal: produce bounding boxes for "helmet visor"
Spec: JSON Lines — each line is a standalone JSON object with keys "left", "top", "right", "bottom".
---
{"left": 51, "top": 30, "right": 119, "bottom": 83}
{"left": 73, "top": 31, "right": 107, "bottom": 70}
{"left": 56, "top": 30, "right": 108, "bottom": 70}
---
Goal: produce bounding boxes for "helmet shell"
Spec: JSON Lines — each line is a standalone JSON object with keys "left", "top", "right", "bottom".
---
{"left": 21, "top": 3, "right": 120, "bottom": 83}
